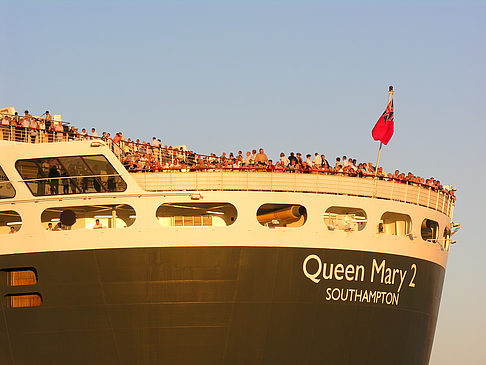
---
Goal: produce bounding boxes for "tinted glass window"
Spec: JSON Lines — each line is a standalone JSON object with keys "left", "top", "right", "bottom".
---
{"left": 6, "top": 294, "right": 42, "bottom": 308}
{"left": 0, "top": 166, "right": 15, "bottom": 199}
{"left": 15, "top": 155, "right": 126, "bottom": 196}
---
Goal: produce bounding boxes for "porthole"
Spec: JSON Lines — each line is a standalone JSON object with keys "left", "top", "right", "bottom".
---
{"left": 257, "top": 204, "right": 307, "bottom": 227}
{"left": 156, "top": 203, "right": 237, "bottom": 227}
{"left": 0, "top": 210, "right": 22, "bottom": 234}
{"left": 41, "top": 204, "right": 135, "bottom": 230}
{"left": 421, "top": 219, "right": 439, "bottom": 243}
{"left": 379, "top": 212, "right": 412, "bottom": 236}
{"left": 324, "top": 207, "right": 367, "bottom": 232}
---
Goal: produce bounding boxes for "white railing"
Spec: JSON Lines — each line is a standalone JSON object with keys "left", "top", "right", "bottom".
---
{"left": 131, "top": 171, "right": 454, "bottom": 218}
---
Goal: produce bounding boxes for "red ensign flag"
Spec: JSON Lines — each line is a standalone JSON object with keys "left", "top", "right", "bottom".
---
{"left": 372, "top": 98, "right": 394, "bottom": 145}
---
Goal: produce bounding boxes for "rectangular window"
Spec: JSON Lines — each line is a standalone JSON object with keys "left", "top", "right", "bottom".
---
{"left": 7, "top": 270, "right": 37, "bottom": 286}
{"left": 6, "top": 294, "right": 42, "bottom": 308}
{"left": 15, "top": 155, "right": 127, "bottom": 196}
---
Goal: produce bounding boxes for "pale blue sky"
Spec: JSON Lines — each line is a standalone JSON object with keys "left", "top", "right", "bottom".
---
{"left": 1, "top": 1, "right": 485, "bottom": 363}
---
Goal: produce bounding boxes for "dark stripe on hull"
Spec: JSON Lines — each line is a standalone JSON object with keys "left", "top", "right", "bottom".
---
{"left": 0, "top": 247, "right": 445, "bottom": 365}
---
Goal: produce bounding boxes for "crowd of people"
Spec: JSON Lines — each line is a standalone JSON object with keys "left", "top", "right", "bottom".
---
{"left": 0, "top": 110, "right": 456, "bottom": 200}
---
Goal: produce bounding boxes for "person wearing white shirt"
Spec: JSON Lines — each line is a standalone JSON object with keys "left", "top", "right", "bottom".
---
{"left": 342, "top": 156, "right": 349, "bottom": 168}
{"left": 312, "top": 153, "right": 322, "bottom": 167}
{"left": 279, "top": 152, "right": 289, "bottom": 167}
{"left": 305, "top": 154, "right": 312, "bottom": 167}
{"left": 151, "top": 137, "right": 161, "bottom": 148}
{"left": 93, "top": 219, "right": 104, "bottom": 229}
{"left": 244, "top": 151, "right": 252, "bottom": 166}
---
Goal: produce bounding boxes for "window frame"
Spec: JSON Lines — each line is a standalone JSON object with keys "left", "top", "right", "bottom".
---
{"left": 15, "top": 154, "right": 127, "bottom": 196}
{"left": 0, "top": 165, "right": 16, "bottom": 199}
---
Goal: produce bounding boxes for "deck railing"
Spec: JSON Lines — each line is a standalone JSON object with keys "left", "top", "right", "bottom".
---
{"left": 131, "top": 171, "right": 454, "bottom": 218}
{"left": 0, "top": 121, "right": 455, "bottom": 218}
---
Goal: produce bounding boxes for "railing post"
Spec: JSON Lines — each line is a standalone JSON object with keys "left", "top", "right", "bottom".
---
{"left": 404, "top": 182, "right": 408, "bottom": 203}
{"left": 416, "top": 185, "right": 420, "bottom": 205}
{"left": 441, "top": 193, "right": 446, "bottom": 214}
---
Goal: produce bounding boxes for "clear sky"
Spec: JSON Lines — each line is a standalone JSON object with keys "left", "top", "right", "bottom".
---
{"left": 1, "top": 1, "right": 485, "bottom": 363}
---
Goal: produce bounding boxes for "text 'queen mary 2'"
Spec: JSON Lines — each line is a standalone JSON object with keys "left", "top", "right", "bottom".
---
{"left": 0, "top": 121, "right": 457, "bottom": 364}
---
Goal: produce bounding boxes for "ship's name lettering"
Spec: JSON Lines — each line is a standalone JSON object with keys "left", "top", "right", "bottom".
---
{"left": 303, "top": 254, "right": 416, "bottom": 293}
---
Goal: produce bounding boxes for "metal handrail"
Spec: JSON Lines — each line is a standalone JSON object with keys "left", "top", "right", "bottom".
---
{"left": 20, "top": 173, "right": 123, "bottom": 183}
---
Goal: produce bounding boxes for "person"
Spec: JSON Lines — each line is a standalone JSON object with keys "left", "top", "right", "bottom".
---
{"left": 305, "top": 154, "right": 312, "bottom": 168}
{"left": 55, "top": 122, "right": 64, "bottom": 142}
{"left": 93, "top": 219, "right": 103, "bottom": 229}
{"left": 38, "top": 118, "right": 46, "bottom": 142}
{"left": 250, "top": 149, "right": 257, "bottom": 165}
{"left": 151, "top": 137, "right": 161, "bottom": 148}
{"left": 29, "top": 117, "right": 38, "bottom": 143}
{"left": 45, "top": 111, "right": 52, "bottom": 130}
{"left": 335, "top": 157, "right": 342, "bottom": 170}
{"left": 254, "top": 148, "right": 268, "bottom": 165}
{"left": 288, "top": 152, "right": 297, "bottom": 165}
{"left": 342, "top": 156, "right": 349, "bottom": 168}
{"left": 288, "top": 159, "right": 298, "bottom": 173}
{"left": 48, "top": 164, "right": 60, "bottom": 195}
{"left": 21, "top": 111, "right": 31, "bottom": 142}
{"left": 91, "top": 128, "right": 98, "bottom": 139}
{"left": 46, "top": 222, "right": 53, "bottom": 231}
{"left": 9, "top": 226, "right": 16, "bottom": 234}
{"left": 244, "top": 151, "right": 252, "bottom": 166}
{"left": 61, "top": 170, "right": 70, "bottom": 194}
{"left": 312, "top": 153, "right": 322, "bottom": 167}
{"left": 1, "top": 115, "right": 9, "bottom": 140}
{"left": 280, "top": 152, "right": 289, "bottom": 167}
{"left": 296, "top": 152, "right": 303, "bottom": 165}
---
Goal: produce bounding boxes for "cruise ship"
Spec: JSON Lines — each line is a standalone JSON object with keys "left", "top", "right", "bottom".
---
{"left": 0, "top": 108, "right": 458, "bottom": 365}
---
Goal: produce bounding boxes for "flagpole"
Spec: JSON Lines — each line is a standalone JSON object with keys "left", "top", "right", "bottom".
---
{"left": 374, "top": 86, "right": 394, "bottom": 178}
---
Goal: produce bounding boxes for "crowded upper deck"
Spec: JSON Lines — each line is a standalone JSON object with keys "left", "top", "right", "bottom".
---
{"left": 0, "top": 107, "right": 456, "bottom": 202}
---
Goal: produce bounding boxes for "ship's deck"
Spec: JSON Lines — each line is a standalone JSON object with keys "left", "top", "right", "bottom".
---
{"left": 130, "top": 171, "right": 454, "bottom": 218}
{"left": 0, "top": 121, "right": 455, "bottom": 219}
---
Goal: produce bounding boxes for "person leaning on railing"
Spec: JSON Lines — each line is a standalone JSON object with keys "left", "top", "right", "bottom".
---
{"left": 0, "top": 110, "right": 456, "bottom": 199}
{"left": 1, "top": 115, "right": 10, "bottom": 140}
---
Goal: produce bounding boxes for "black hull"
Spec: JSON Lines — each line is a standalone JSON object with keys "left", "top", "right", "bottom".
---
{"left": 0, "top": 246, "right": 445, "bottom": 365}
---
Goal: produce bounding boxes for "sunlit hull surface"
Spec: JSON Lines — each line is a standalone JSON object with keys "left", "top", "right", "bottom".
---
{"left": 0, "top": 246, "right": 444, "bottom": 365}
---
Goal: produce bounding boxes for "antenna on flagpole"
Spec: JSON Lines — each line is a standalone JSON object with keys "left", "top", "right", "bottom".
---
{"left": 374, "top": 86, "right": 394, "bottom": 178}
